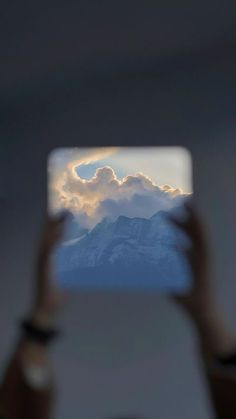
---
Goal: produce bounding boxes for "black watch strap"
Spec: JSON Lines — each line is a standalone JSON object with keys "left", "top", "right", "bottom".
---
{"left": 21, "top": 319, "right": 60, "bottom": 345}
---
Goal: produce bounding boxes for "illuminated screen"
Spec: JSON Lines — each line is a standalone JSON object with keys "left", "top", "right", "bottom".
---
{"left": 48, "top": 147, "right": 193, "bottom": 292}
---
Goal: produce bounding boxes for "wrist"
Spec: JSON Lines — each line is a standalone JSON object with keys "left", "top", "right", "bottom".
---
{"left": 29, "top": 309, "right": 58, "bottom": 329}
{"left": 20, "top": 314, "right": 60, "bottom": 348}
{"left": 20, "top": 339, "right": 48, "bottom": 358}
{"left": 189, "top": 308, "right": 236, "bottom": 358}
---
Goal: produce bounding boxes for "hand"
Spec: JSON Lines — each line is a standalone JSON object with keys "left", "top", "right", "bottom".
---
{"left": 168, "top": 202, "right": 210, "bottom": 316}
{"left": 168, "top": 202, "right": 236, "bottom": 357}
{"left": 30, "top": 213, "right": 68, "bottom": 328}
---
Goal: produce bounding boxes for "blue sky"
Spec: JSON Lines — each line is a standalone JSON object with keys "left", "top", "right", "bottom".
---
{"left": 73, "top": 147, "right": 192, "bottom": 192}
{"left": 48, "top": 147, "right": 192, "bottom": 228}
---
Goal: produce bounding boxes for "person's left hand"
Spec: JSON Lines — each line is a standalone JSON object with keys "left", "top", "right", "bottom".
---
{"left": 30, "top": 213, "right": 68, "bottom": 328}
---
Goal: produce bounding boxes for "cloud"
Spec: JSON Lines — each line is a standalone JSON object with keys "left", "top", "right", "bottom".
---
{"left": 49, "top": 160, "right": 189, "bottom": 229}
{"left": 48, "top": 147, "right": 118, "bottom": 213}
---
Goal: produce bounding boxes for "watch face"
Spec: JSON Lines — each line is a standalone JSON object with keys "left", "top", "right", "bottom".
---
{"left": 48, "top": 146, "right": 193, "bottom": 292}
{"left": 23, "top": 363, "right": 51, "bottom": 390}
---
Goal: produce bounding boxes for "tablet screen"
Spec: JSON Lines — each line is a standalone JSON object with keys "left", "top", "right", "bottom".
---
{"left": 48, "top": 146, "right": 192, "bottom": 292}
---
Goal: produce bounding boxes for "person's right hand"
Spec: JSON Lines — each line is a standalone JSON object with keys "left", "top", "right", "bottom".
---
{"left": 168, "top": 202, "right": 236, "bottom": 358}
{"left": 168, "top": 202, "right": 210, "bottom": 317}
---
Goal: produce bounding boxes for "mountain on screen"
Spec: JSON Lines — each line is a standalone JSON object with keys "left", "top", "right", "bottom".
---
{"left": 54, "top": 207, "right": 191, "bottom": 291}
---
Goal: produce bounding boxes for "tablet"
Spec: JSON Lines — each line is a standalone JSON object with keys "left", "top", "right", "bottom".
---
{"left": 48, "top": 146, "right": 192, "bottom": 292}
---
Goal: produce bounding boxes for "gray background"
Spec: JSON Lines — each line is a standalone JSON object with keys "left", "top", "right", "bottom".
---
{"left": 1, "top": 2, "right": 236, "bottom": 418}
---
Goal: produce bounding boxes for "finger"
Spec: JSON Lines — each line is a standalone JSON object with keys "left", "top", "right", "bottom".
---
{"left": 184, "top": 205, "right": 206, "bottom": 248}
{"left": 40, "top": 212, "right": 69, "bottom": 252}
{"left": 46, "top": 211, "right": 68, "bottom": 230}
{"left": 168, "top": 241, "right": 193, "bottom": 261}
{"left": 54, "top": 210, "right": 70, "bottom": 223}
{"left": 167, "top": 213, "right": 187, "bottom": 229}
{"left": 52, "top": 210, "right": 70, "bottom": 230}
{"left": 168, "top": 205, "right": 205, "bottom": 248}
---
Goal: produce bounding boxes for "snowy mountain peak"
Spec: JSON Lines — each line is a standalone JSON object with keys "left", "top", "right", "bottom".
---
{"left": 54, "top": 207, "right": 191, "bottom": 291}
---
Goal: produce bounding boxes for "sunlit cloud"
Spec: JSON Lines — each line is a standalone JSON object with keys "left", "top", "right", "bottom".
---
{"left": 48, "top": 147, "right": 119, "bottom": 214}
{"left": 49, "top": 157, "right": 189, "bottom": 229}
{"left": 49, "top": 147, "right": 118, "bottom": 175}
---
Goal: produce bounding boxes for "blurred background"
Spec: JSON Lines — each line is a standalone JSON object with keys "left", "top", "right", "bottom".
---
{"left": 1, "top": 2, "right": 236, "bottom": 418}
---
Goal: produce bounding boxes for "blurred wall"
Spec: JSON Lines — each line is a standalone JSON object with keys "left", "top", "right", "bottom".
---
{"left": 1, "top": 3, "right": 236, "bottom": 418}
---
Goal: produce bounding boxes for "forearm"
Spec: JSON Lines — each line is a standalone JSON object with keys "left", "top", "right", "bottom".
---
{"left": 205, "top": 367, "right": 236, "bottom": 419}
{"left": 0, "top": 334, "right": 55, "bottom": 419}
{"left": 19, "top": 339, "right": 55, "bottom": 419}
{"left": 169, "top": 204, "right": 236, "bottom": 418}
{"left": 189, "top": 304, "right": 236, "bottom": 358}
{"left": 189, "top": 309, "right": 236, "bottom": 419}
{"left": 0, "top": 214, "right": 66, "bottom": 419}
